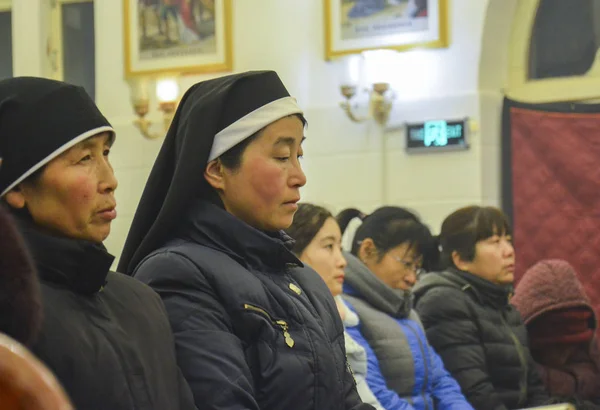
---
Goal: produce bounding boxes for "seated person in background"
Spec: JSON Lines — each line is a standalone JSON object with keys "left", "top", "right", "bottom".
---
{"left": 0, "top": 77, "right": 195, "bottom": 410}
{"left": 512, "top": 259, "right": 600, "bottom": 409}
{"left": 413, "top": 206, "right": 549, "bottom": 410}
{"left": 337, "top": 207, "right": 441, "bottom": 273}
{"left": 286, "top": 203, "right": 384, "bottom": 410}
{"left": 335, "top": 206, "right": 473, "bottom": 410}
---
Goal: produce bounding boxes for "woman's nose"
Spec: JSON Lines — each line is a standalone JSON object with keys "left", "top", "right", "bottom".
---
{"left": 405, "top": 271, "right": 417, "bottom": 286}
{"left": 335, "top": 247, "right": 347, "bottom": 269}
{"left": 503, "top": 241, "right": 515, "bottom": 257}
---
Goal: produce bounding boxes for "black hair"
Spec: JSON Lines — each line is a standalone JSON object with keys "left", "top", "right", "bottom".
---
{"left": 439, "top": 205, "right": 512, "bottom": 269}
{"left": 218, "top": 113, "right": 307, "bottom": 170}
{"left": 285, "top": 203, "right": 333, "bottom": 256}
{"left": 23, "top": 166, "right": 45, "bottom": 185}
{"left": 1, "top": 165, "right": 47, "bottom": 221}
{"left": 336, "top": 206, "right": 440, "bottom": 272}
{"left": 336, "top": 208, "right": 366, "bottom": 235}
{"left": 218, "top": 132, "right": 260, "bottom": 170}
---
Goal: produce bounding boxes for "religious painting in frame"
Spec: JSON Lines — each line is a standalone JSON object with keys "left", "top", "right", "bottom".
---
{"left": 324, "top": 0, "right": 449, "bottom": 59}
{"left": 124, "top": 0, "right": 232, "bottom": 77}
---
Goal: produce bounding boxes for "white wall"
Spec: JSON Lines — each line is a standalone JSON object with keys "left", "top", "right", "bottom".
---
{"left": 93, "top": 0, "right": 492, "bottom": 263}
{"left": 478, "top": 0, "right": 518, "bottom": 208}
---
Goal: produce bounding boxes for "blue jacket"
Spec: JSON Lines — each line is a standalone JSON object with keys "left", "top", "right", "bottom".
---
{"left": 343, "top": 253, "right": 473, "bottom": 410}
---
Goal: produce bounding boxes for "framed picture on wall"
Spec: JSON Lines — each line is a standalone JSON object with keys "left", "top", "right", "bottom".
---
{"left": 324, "top": 0, "right": 449, "bottom": 59}
{"left": 124, "top": 0, "right": 233, "bottom": 77}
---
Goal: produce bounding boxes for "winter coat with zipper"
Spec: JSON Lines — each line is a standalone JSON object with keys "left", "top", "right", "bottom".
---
{"left": 17, "top": 217, "right": 196, "bottom": 410}
{"left": 342, "top": 253, "right": 473, "bottom": 410}
{"left": 413, "top": 268, "right": 549, "bottom": 410}
{"left": 132, "top": 200, "right": 373, "bottom": 410}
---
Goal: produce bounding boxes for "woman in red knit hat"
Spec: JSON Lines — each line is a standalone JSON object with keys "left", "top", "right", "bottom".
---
{"left": 512, "top": 259, "right": 600, "bottom": 409}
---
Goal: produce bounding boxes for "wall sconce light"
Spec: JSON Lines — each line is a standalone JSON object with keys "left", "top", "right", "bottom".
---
{"left": 130, "top": 77, "right": 180, "bottom": 139}
{"left": 338, "top": 51, "right": 397, "bottom": 126}
{"left": 340, "top": 82, "right": 395, "bottom": 126}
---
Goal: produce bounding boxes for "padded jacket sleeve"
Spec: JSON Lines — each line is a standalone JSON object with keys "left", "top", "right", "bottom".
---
{"left": 353, "top": 370, "right": 385, "bottom": 410}
{"left": 345, "top": 324, "right": 415, "bottom": 410}
{"left": 134, "top": 251, "right": 260, "bottom": 410}
{"left": 415, "top": 287, "right": 508, "bottom": 410}
{"left": 427, "top": 341, "right": 475, "bottom": 410}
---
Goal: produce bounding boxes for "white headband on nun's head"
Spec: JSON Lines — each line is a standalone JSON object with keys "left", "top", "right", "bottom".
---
{"left": 207, "top": 96, "right": 303, "bottom": 163}
{"left": 0, "top": 126, "right": 114, "bottom": 197}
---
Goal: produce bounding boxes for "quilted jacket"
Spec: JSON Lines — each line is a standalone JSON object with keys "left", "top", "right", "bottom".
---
{"left": 413, "top": 269, "right": 549, "bottom": 410}
{"left": 133, "top": 200, "right": 373, "bottom": 410}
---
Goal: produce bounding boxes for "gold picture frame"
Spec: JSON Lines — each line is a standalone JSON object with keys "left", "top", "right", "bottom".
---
{"left": 124, "top": 0, "right": 233, "bottom": 77}
{"left": 324, "top": 0, "right": 449, "bottom": 60}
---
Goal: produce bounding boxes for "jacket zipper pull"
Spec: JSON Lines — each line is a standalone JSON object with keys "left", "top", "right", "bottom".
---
{"left": 276, "top": 320, "right": 294, "bottom": 348}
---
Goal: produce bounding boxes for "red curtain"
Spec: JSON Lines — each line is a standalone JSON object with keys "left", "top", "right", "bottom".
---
{"left": 508, "top": 105, "right": 600, "bottom": 316}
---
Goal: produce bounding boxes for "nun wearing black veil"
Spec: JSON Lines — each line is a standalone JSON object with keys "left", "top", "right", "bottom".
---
{"left": 0, "top": 77, "right": 195, "bottom": 410}
{"left": 119, "top": 71, "right": 373, "bottom": 410}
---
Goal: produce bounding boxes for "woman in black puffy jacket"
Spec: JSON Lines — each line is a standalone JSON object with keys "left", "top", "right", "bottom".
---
{"left": 413, "top": 206, "right": 549, "bottom": 410}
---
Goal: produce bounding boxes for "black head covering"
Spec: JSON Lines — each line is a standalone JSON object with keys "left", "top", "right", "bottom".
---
{"left": 0, "top": 77, "right": 113, "bottom": 196}
{"left": 118, "top": 71, "right": 302, "bottom": 274}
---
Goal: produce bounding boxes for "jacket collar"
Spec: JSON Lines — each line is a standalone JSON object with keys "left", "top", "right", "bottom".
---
{"left": 448, "top": 268, "right": 513, "bottom": 307}
{"left": 414, "top": 268, "right": 512, "bottom": 308}
{"left": 178, "top": 200, "right": 302, "bottom": 272}
{"left": 16, "top": 217, "right": 113, "bottom": 295}
{"left": 342, "top": 252, "right": 412, "bottom": 318}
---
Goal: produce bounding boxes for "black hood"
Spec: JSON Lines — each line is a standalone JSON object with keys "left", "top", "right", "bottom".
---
{"left": 118, "top": 71, "right": 300, "bottom": 274}
{"left": 0, "top": 77, "right": 113, "bottom": 196}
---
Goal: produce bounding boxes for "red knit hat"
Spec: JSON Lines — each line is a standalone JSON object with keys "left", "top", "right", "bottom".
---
{"left": 512, "top": 259, "right": 597, "bottom": 326}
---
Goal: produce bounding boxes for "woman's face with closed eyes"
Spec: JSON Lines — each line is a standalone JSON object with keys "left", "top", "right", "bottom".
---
{"left": 205, "top": 116, "right": 307, "bottom": 231}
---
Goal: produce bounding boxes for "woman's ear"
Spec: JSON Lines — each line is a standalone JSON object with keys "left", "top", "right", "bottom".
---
{"left": 358, "top": 238, "right": 378, "bottom": 264}
{"left": 4, "top": 187, "right": 26, "bottom": 210}
{"left": 452, "top": 250, "right": 470, "bottom": 271}
{"left": 204, "top": 159, "right": 226, "bottom": 191}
